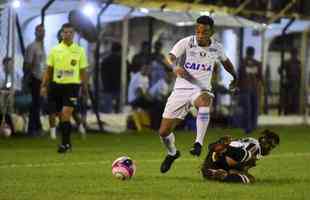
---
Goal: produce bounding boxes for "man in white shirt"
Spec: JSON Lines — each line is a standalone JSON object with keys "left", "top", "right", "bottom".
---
{"left": 128, "top": 65, "right": 151, "bottom": 109}
{"left": 159, "top": 15, "right": 238, "bottom": 173}
{"left": 24, "top": 24, "right": 46, "bottom": 136}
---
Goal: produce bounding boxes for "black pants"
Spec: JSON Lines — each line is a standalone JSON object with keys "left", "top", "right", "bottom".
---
{"left": 27, "top": 76, "right": 42, "bottom": 135}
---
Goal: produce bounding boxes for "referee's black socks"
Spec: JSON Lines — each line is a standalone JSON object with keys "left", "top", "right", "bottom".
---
{"left": 60, "top": 121, "right": 72, "bottom": 146}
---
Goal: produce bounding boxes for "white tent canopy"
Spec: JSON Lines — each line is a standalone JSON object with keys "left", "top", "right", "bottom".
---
{"left": 147, "top": 9, "right": 263, "bottom": 28}
{"left": 10, "top": 0, "right": 263, "bottom": 29}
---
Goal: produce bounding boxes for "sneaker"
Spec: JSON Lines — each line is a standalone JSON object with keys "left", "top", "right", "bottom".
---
{"left": 189, "top": 142, "right": 202, "bottom": 156}
{"left": 57, "top": 144, "right": 72, "bottom": 153}
{"left": 160, "top": 150, "right": 180, "bottom": 173}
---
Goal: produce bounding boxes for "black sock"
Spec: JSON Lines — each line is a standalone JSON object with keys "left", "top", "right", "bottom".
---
{"left": 60, "top": 121, "right": 71, "bottom": 146}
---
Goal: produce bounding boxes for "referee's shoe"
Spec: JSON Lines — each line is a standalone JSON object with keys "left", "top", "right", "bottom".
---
{"left": 57, "top": 144, "right": 72, "bottom": 153}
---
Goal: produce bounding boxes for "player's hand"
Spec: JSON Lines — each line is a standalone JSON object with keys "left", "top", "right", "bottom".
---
{"left": 40, "top": 86, "right": 48, "bottom": 97}
{"left": 174, "top": 66, "right": 201, "bottom": 86}
{"left": 81, "top": 84, "right": 89, "bottom": 97}
{"left": 174, "top": 66, "right": 188, "bottom": 78}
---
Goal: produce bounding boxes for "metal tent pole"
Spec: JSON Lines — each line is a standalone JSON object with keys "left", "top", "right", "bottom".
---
{"left": 300, "top": 28, "right": 310, "bottom": 124}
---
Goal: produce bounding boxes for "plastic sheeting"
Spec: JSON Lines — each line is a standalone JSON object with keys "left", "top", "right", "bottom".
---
{"left": 11, "top": 0, "right": 262, "bottom": 29}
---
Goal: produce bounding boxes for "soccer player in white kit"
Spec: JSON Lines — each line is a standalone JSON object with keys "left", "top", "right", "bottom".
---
{"left": 159, "top": 16, "right": 238, "bottom": 173}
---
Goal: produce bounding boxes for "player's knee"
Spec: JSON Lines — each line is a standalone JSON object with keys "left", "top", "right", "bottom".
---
{"left": 159, "top": 126, "right": 170, "bottom": 137}
{"left": 158, "top": 119, "right": 174, "bottom": 137}
{"left": 195, "top": 96, "right": 212, "bottom": 107}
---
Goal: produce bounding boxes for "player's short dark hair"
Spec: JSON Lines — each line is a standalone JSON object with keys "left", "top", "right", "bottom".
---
{"left": 246, "top": 46, "right": 255, "bottom": 56}
{"left": 196, "top": 15, "right": 214, "bottom": 28}
{"left": 35, "top": 24, "right": 44, "bottom": 31}
{"left": 61, "top": 23, "right": 74, "bottom": 30}
{"left": 260, "top": 129, "right": 280, "bottom": 145}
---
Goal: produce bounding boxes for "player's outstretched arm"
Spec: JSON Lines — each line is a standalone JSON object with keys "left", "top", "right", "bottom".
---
{"left": 221, "top": 59, "right": 238, "bottom": 91}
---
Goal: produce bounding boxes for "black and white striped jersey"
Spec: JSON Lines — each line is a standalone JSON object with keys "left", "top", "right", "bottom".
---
{"left": 228, "top": 137, "right": 262, "bottom": 163}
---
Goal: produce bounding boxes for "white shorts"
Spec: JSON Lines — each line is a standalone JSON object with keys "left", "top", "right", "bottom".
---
{"left": 162, "top": 88, "right": 214, "bottom": 120}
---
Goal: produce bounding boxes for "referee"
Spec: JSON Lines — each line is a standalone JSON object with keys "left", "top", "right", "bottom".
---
{"left": 41, "top": 23, "right": 88, "bottom": 153}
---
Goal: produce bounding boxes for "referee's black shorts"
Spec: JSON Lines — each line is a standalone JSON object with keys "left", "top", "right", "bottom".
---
{"left": 47, "top": 82, "right": 80, "bottom": 114}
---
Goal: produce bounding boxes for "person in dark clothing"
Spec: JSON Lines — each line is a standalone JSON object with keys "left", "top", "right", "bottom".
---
{"left": 24, "top": 24, "right": 46, "bottom": 136}
{"left": 278, "top": 48, "right": 301, "bottom": 114}
{"left": 0, "top": 57, "right": 19, "bottom": 135}
{"left": 130, "top": 41, "right": 151, "bottom": 73}
{"left": 238, "top": 46, "right": 263, "bottom": 134}
{"left": 100, "top": 42, "right": 122, "bottom": 113}
{"left": 150, "top": 40, "right": 172, "bottom": 86}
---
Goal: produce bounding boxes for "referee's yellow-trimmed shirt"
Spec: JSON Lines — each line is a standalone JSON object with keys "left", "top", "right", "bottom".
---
{"left": 47, "top": 42, "right": 88, "bottom": 84}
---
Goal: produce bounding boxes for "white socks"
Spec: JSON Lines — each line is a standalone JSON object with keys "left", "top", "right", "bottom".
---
{"left": 160, "top": 133, "right": 177, "bottom": 156}
{"left": 50, "top": 127, "right": 56, "bottom": 140}
{"left": 195, "top": 107, "right": 210, "bottom": 145}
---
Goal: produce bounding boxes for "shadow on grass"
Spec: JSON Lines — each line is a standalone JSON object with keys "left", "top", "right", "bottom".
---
{"left": 256, "top": 177, "right": 310, "bottom": 185}
{"left": 152, "top": 175, "right": 203, "bottom": 183}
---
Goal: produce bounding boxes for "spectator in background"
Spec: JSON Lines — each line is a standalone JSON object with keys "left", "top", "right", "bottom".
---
{"left": 238, "top": 46, "right": 263, "bottom": 134}
{"left": 24, "top": 24, "right": 46, "bottom": 136}
{"left": 149, "top": 71, "right": 174, "bottom": 129}
{"left": 279, "top": 48, "right": 301, "bottom": 114}
{"left": 130, "top": 41, "right": 151, "bottom": 73}
{"left": 150, "top": 40, "right": 172, "bottom": 86}
{"left": 0, "top": 57, "right": 24, "bottom": 135}
{"left": 100, "top": 42, "right": 122, "bottom": 113}
{"left": 128, "top": 65, "right": 151, "bottom": 109}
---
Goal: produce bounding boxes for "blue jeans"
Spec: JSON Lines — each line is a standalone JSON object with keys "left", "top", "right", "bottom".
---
{"left": 101, "top": 92, "right": 120, "bottom": 113}
{"left": 239, "top": 90, "right": 259, "bottom": 134}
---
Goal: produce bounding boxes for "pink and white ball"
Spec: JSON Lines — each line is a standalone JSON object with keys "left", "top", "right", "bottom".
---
{"left": 0, "top": 126, "right": 11, "bottom": 138}
{"left": 112, "top": 156, "right": 136, "bottom": 180}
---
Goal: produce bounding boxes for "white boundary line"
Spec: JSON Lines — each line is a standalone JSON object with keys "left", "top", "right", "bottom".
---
{"left": 0, "top": 152, "right": 309, "bottom": 169}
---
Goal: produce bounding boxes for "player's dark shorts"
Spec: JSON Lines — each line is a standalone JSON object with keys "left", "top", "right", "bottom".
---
{"left": 47, "top": 82, "right": 80, "bottom": 114}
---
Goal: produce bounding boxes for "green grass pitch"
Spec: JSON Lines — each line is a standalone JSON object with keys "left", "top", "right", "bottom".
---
{"left": 0, "top": 126, "right": 309, "bottom": 200}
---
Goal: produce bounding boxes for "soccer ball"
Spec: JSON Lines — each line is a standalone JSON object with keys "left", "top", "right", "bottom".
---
{"left": 112, "top": 156, "right": 136, "bottom": 180}
{"left": 0, "top": 126, "right": 11, "bottom": 138}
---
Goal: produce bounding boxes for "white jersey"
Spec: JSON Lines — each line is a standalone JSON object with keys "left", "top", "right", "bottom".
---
{"left": 229, "top": 137, "right": 262, "bottom": 160}
{"left": 170, "top": 36, "right": 227, "bottom": 91}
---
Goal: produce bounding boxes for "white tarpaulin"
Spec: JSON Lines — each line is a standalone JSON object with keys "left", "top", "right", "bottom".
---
{"left": 148, "top": 10, "right": 262, "bottom": 28}
{"left": 11, "top": 0, "right": 262, "bottom": 29}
